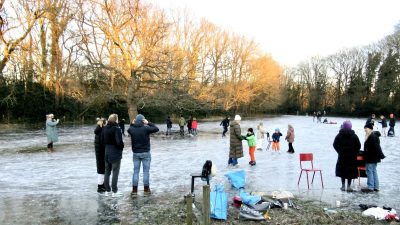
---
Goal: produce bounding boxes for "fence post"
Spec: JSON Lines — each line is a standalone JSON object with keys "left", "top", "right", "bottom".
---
{"left": 185, "top": 194, "right": 193, "bottom": 225}
{"left": 202, "top": 185, "right": 211, "bottom": 225}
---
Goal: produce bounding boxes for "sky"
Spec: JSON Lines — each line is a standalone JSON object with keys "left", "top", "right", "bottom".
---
{"left": 147, "top": 0, "right": 400, "bottom": 66}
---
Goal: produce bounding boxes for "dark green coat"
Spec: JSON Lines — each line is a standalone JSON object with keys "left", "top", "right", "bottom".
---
{"left": 229, "top": 121, "right": 243, "bottom": 158}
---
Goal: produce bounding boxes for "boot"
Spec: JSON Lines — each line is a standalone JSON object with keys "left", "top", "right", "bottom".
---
{"left": 144, "top": 186, "right": 151, "bottom": 196}
{"left": 131, "top": 186, "right": 138, "bottom": 197}
{"left": 97, "top": 184, "right": 106, "bottom": 193}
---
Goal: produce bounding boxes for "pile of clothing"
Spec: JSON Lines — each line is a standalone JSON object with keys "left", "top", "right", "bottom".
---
{"left": 360, "top": 204, "right": 399, "bottom": 221}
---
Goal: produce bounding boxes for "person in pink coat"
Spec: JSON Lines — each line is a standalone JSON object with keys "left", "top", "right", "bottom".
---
{"left": 285, "top": 124, "right": 295, "bottom": 153}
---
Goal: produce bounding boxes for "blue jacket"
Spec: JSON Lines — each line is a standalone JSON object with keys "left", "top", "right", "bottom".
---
{"left": 102, "top": 122, "right": 124, "bottom": 163}
{"left": 272, "top": 132, "right": 282, "bottom": 142}
{"left": 128, "top": 121, "right": 159, "bottom": 153}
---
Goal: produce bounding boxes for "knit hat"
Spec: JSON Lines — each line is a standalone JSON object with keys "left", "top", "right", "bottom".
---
{"left": 342, "top": 120, "right": 352, "bottom": 130}
{"left": 275, "top": 128, "right": 280, "bottom": 132}
{"left": 364, "top": 123, "right": 373, "bottom": 130}
{"left": 234, "top": 115, "right": 241, "bottom": 121}
{"left": 135, "top": 114, "right": 145, "bottom": 122}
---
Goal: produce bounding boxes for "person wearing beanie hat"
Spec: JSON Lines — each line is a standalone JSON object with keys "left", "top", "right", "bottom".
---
{"left": 45, "top": 113, "right": 59, "bottom": 152}
{"left": 228, "top": 115, "right": 244, "bottom": 168}
{"left": 234, "top": 115, "right": 241, "bottom": 121}
{"left": 271, "top": 128, "right": 282, "bottom": 152}
{"left": 244, "top": 128, "right": 257, "bottom": 166}
{"left": 362, "top": 124, "right": 385, "bottom": 193}
{"left": 127, "top": 114, "right": 159, "bottom": 196}
{"left": 333, "top": 120, "right": 361, "bottom": 192}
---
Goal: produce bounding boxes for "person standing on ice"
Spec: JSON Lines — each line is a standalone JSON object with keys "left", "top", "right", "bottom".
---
{"left": 220, "top": 116, "right": 230, "bottom": 137}
{"left": 228, "top": 115, "right": 244, "bottom": 168}
{"left": 378, "top": 115, "right": 387, "bottom": 137}
{"left": 102, "top": 114, "right": 124, "bottom": 197}
{"left": 388, "top": 113, "right": 396, "bottom": 137}
{"left": 94, "top": 118, "right": 106, "bottom": 193}
{"left": 365, "top": 114, "right": 376, "bottom": 129}
{"left": 178, "top": 115, "right": 186, "bottom": 136}
{"left": 271, "top": 128, "right": 283, "bottom": 152}
{"left": 165, "top": 116, "right": 173, "bottom": 136}
{"left": 244, "top": 128, "right": 257, "bottom": 166}
{"left": 361, "top": 123, "right": 385, "bottom": 193}
{"left": 333, "top": 120, "right": 361, "bottom": 192}
{"left": 285, "top": 124, "right": 295, "bottom": 153}
{"left": 127, "top": 114, "right": 159, "bottom": 197}
{"left": 256, "top": 122, "right": 265, "bottom": 150}
{"left": 46, "top": 113, "right": 59, "bottom": 152}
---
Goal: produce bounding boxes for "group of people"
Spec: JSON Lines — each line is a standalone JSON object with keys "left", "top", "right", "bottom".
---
{"left": 368, "top": 113, "right": 396, "bottom": 137}
{"left": 176, "top": 115, "right": 198, "bottom": 136}
{"left": 227, "top": 115, "right": 296, "bottom": 167}
{"left": 333, "top": 120, "right": 386, "bottom": 193}
{"left": 94, "top": 113, "right": 159, "bottom": 197}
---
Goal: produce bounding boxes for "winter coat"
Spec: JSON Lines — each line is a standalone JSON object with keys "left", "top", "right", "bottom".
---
{"left": 389, "top": 118, "right": 396, "bottom": 127}
{"left": 245, "top": 134, "right": 256, "bottom": 147}
{"left": 363, "top": 131, "right": 385, "bottom": 163}
{"left": 127, "top": 121, "right": 159, "bottom": 153}
{"left": 166, "top": 118, "right": 173, "bottom": 128}
{"left": 378, "top": 119, "right": 387, "bottom": 128}
{"left": 46, "top": 119, "right": 59, "bottom": 143}
{"left": 187, "top": 119, "right": 192, "bottom": 129}
{"left": 179, "top": 117, "right": 186, "bottom": 127}
{"left": 102, "top": 122, "right": 124, "bottom": 163}
{"left": 220, "top": 118, "right": 229, "bottom": 128}
{"left": 229, "top": 121, "right": 244, "bottom": 158}
{"left": 192, "top": 121, "right": 198, "bottom": 129}
{"left": 333, "top": 129, "right": 361, "bottom": 179}
{"left": 94, "top": 125, "right": 105, "bottom": 153}
{"left": 257, "top": 125, "right": 265, "bottom": 139}
{"left": 285, "top": 128, "right": 295, "bottom": 143}
{"left": 272, "top": 132, "right": 282, "bottom": 142}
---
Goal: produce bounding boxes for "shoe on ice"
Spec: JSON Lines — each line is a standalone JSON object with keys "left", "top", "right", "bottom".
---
{"left": 361, "top": 188, "right": 374, "bottom": 193}
{"left": 104, "top": 191, "right": 111, "bottom": 197}
{"left": 112, "top": 192, "right": 123, "bottom": 197}
{"left": 239, "top": 205, "right": 265, "bottom": 221}
{"left": 97, "top": 184, "right": 106, "bottom": 193}
{"left": 144, "top": 186, "right": 151, "bottom": 196}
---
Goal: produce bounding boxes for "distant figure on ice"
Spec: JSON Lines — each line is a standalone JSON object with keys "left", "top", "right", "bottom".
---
{"left": 365, "top": 114, "right": 376, "bottom": 129}
{"left": 187, "top": 116, "right": 193, "bottom": 135}
{"left": 323, "top": 118, "right": 328, "bottom": 123}
{"left": 118, "top": 119, "right": 126, "bottom": 136}
{"left": 228, "top": 115, "right": 244, "bottom": 168}
{"left": 256, "top": 122, "right": 265, "bottom": 150}
{"left": 102, "top": 114, "right": 124, "bottom": 197}
{"left": 165, "top": 116, "right": 173, "bottom": 136}
{"left": 127, "top": 114, "right": 159, "bottom": 196}
{"left": 244, "top": 128, "right": 257, "bottom": 166}
{"left": 333, "top": 120, "right": 361, "bottom": 192}
{"left": 313, "top": 111, "right": 316, "bottom": 122}
{"left": 191, "top": 117, "right": 198, "bottom": 135}
{"left": 316, "top": 111, "right": 322, "bottom": 123}
{"left": 388, "top": 113, "right": 396, "bottom": 137}
{"left": 46, "top": 113, "right": 59, "bottom": 152}
{"left": 271, "top": 128, "right": 282, "bottom": 152}
{"left": 220, "top": 116, "right": 230, "bottom": 137}
{"left": 285, "top": 124, "right": 295, "bottom": 153}
{"left": 361, "top": 123, "right": 385, "bottom": 193}
{"left": 94, "top": 118, "right": 106, "bottom": 193}
{"left": 378, "top": 115, "right": 387, "bottom": 137}
{"left": 178, "top": 115, "right": 186, "bottom": 136}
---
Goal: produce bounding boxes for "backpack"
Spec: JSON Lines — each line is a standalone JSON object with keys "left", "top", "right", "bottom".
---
{"left": 201, "top": 160, "right": 212, "bottom": 180}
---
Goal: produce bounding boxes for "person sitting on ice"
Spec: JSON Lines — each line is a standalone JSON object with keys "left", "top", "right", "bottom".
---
{"left": 323, "top": 118, "right": 328, "bottom": 123}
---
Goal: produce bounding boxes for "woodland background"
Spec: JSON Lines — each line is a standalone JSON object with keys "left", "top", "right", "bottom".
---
{"left": 0, "top": 0, "right": 399, "bottom": 122}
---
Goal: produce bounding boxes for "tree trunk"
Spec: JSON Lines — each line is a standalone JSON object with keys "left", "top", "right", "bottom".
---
{"left": 127, "top": 80, "right": 138, "bottom": 122}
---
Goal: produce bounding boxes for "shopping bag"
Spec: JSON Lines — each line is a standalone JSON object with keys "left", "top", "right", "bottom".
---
{"left": 225, "top": 170, "right": 246, "bottom": 189}
{"left": 210, "top": 184, "right": 228, "bottom": 220}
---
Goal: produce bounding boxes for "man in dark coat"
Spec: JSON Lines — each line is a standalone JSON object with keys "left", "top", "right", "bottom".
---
{"left": 128, "top": 114, "right": 159, "bottom": 196}
{"left": 94, "top": 118, "right": 106, "bottom": 193}
{"left": 220, "top": 116, "right": 230, "bottom": 137}
{"left": 228, "top": 115, "right": 244, "bottom": 167}
{"left": 165, "top": 116, "right": 172, "bottom": 136}
{"left": 333, "top": 120, "right": 361, "bottom": 192}
{"left": 102, "top": 114, "right": 124, "bottom": 197}
{"left": 362, "top": 123, "right": 385, "bottom": 193}
{"left": 388, "top": 113, "right": 396, "bottom": 137}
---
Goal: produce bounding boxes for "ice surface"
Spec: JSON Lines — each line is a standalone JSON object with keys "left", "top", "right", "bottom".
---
{"left": 0, "top": 115, "right": 399, "bottom": 224}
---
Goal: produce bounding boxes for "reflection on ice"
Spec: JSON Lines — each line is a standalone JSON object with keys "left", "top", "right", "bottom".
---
{"left": 0, "top": 116, "right": 399, "bottom": 224}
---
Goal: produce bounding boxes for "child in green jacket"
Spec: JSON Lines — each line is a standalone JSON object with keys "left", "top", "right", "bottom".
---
{"left": 245, "top": 128, "right": 257, "bottom": 166}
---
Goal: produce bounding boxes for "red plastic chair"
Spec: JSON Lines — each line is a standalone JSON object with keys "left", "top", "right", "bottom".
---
{"left": 297, "top": 153, "right": 324, "bottom": 189}
{"left": 357, "top": 155, "right": 366, "bottom": 186}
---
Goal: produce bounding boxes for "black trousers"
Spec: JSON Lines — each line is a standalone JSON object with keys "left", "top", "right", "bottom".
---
{"left": 288, "top": 143, "right": 294, "bottom": 153}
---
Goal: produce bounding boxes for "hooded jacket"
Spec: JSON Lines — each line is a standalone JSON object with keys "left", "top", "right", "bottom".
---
{"left": 333, "top": 129, "right": 361, "bottom": 179}
{"left": 285, "top": 127, "right": 295, "bottom": 143}
{"left": 229, "top": 120, "right": 244, "bottom": 158}
{"left": 127, "top": 121, "right": 159, "bottom": 153}
{"left": 364, "top": 131, "right": 385, "bottom": 163}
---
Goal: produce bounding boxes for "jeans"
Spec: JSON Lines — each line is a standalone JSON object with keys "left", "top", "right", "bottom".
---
{"left": 179, "top": 126, "right": 184, "bottom": 136}
{"left": 166, "top": 128, "right": 172, "bottom": 135}
{"left": 132, "top": 152, "right": 151, "bottom": 187}
{"left": 104, "top": 160, "right": 121, "bottom": 193}
{"left": 366, "top": 163, "right": 379, "bottom": 190}
{"left": 228, "top": 157, "right": 238, "bottom": 166}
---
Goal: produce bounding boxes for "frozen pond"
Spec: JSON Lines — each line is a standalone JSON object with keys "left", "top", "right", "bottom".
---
{"left": 0, "top": 115, "right": 399, "bottom": 224}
